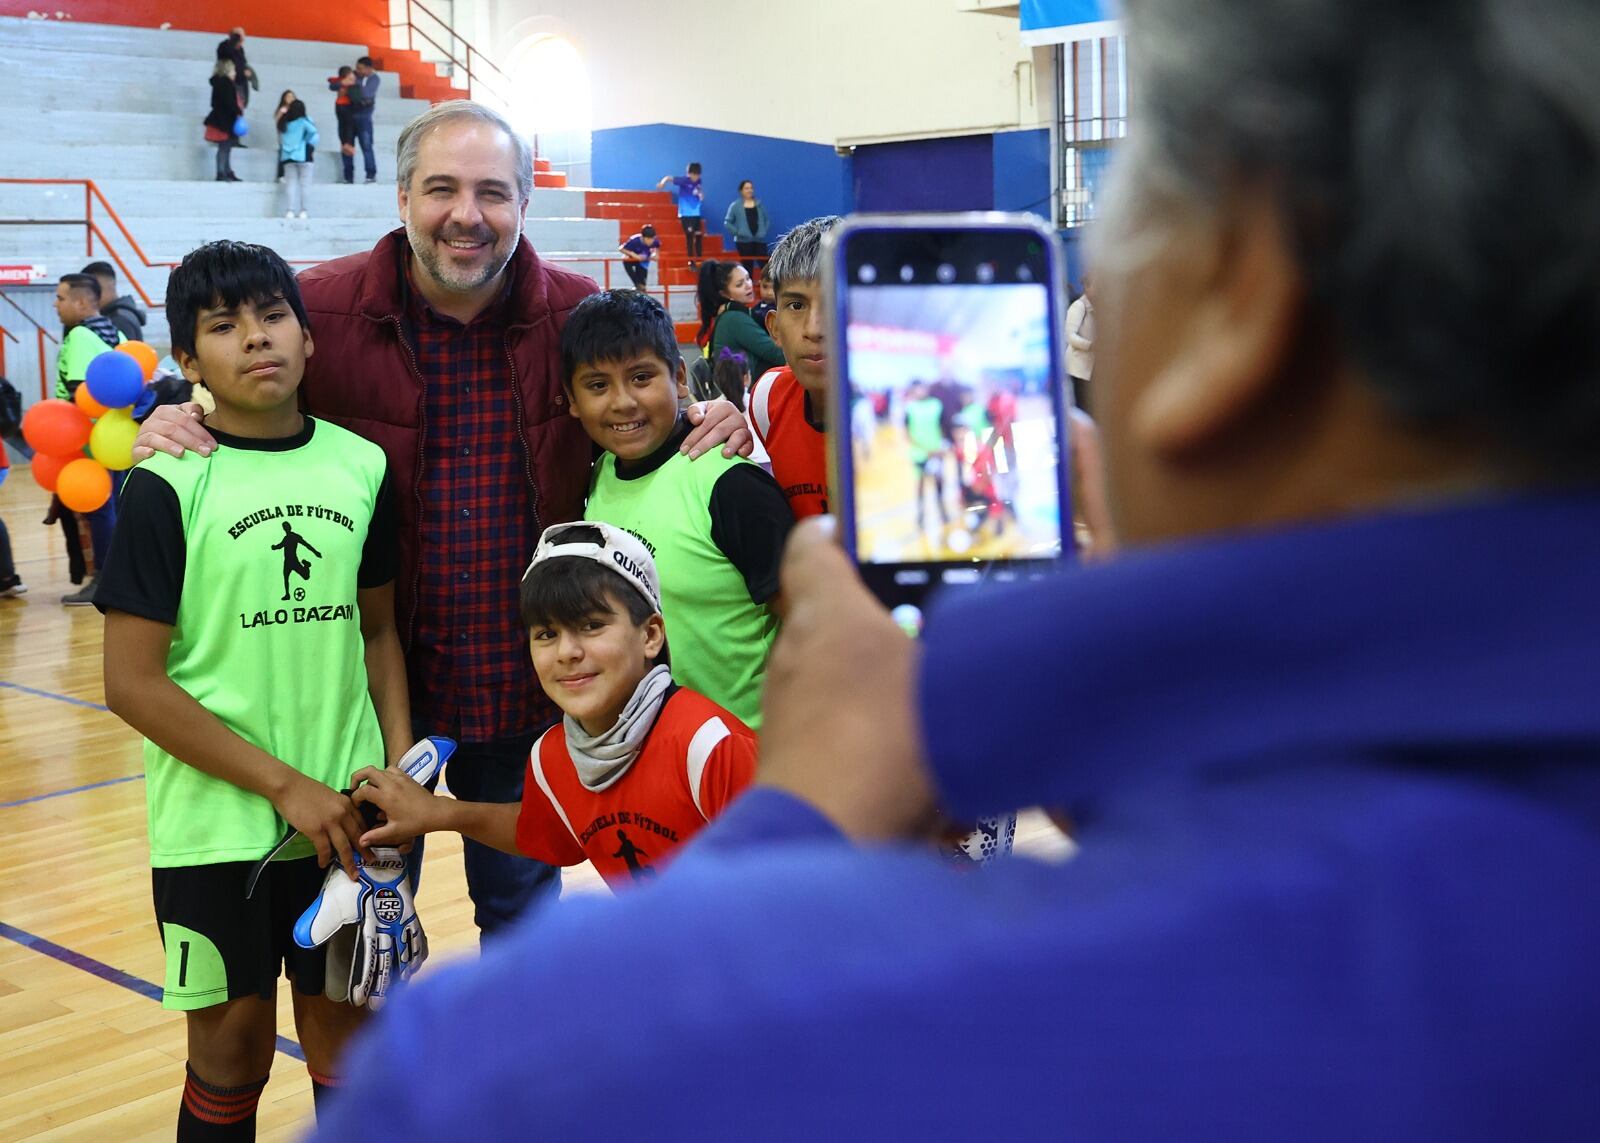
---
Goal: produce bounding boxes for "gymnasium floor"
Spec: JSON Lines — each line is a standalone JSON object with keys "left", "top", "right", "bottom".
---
{"left": 0, "top": 469, "right": 1068, "bottom": 1140}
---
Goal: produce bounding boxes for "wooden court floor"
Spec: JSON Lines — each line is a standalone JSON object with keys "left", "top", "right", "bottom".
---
{"left": 0, "top": 467, "right": 1068, "bottom": 1140}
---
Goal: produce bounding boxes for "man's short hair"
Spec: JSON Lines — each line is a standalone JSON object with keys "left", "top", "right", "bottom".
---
{"left": 560, "top": 290, "right": 680, "bottom": 386}
{"left": 1114, "top": 0, "right": 1600, "bottom": 472}
{"left": 765, "top": 216, "right": 841, "bottom": 296}
{"left": 396, "top": 100, "right": 533, "bottom": 203}
{"left": 357, "top": 56, "right": 374, "bottom": 68}
{"left": 58, "top": 273, "right": 101, "bottom": 303}
{"left": 81, "top": 261, "right": 116, "bottom": 284}
{"left": 165, "top": 240, "right": 309, "bottom": 359}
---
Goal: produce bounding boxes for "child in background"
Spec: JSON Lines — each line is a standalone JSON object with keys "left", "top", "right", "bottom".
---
{"left": 327, "top": 67, "right": 356, "bottom": 183}
{"left": 0, "top": 439, "right": 22, "bottom": 598}
{"left": 97, "top": 240, "right": 411, "bottom": 1138}
{"left": 748, "top": 216, "right": 841, "bottom": 519}
{"left": 349, "top": 521, "right": 758, "bottom": 889}
{"left": 52, "top": 271, "right": 124, "bottom": 605}
{"left": 563, "top": 290, "right": 793, "bottom": 728}
{"left": 279, "top": 99, "right": 319, "bottom": 219}
{"left": 619, "top": 224, "right": 660, "bottom": 290}
{"left": 657, "top": 161, "right": 705, "bottom": 265}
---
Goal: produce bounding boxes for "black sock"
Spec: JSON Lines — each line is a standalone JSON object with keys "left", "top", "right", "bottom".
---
{"left": 176, "top": 1064, "right": 267, "bottom": 1141}
{"left": 307, "top": 1067, "right": 341, "bottom": 1118}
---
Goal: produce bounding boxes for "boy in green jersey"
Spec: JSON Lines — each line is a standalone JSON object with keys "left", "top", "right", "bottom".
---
{"left": 562, "top": 289, "right": 794, "bottom": 727}
{"left": 97, "top": 241, "right": 411, "bottom": 1139}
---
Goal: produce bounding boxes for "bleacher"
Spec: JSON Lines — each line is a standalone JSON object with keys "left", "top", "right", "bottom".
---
{"left": 0, "top": 16, "right": 627, "bottom": 384}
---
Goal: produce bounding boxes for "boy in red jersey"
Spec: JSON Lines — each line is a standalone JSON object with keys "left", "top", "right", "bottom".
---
{"left": 349, "top": 522, "right": 756, "bottom": 889}
{"left": 748, "top": 216, "right": 840, "bottom": 520}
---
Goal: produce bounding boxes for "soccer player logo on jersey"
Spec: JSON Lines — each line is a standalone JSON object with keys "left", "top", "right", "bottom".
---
{"left": 271, "top": 521, "right": 322, "bottom": 601}
{"left": 612, "top": 829, "right": 656, "bottom": 882}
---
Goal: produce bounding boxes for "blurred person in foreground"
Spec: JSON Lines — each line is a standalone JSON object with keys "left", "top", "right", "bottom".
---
{"left": 316, "top": 0, "right": 1600, "bottom": 1138}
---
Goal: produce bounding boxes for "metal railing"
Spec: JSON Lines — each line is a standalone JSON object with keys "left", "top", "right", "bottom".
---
{"left": 385, "top": 0, "right": 515, "bottom": 114}
{"left": 0, "top": 289, "right": 60, "bottom": 401}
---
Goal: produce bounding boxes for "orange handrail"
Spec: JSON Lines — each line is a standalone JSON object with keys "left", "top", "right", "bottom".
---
{"left": 0, "top": 288, "right": 61, "bottom": 401}
{"left": 386, "top": 0, "right": 514, "bottom": 112}
{"left": 0, "top": 178, "right": 326, "bottom": 313}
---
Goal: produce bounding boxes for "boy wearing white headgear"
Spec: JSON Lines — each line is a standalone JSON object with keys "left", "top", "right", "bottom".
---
{"left": 350, "top": 521, "right": 757, "bottom": 889}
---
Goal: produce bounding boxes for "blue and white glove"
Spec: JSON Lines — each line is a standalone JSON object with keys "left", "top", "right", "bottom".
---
{"left": 292, "top": 736, "right": 454, "bottom": 1009}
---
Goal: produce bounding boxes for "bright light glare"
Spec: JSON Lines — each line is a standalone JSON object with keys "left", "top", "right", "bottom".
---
{"left": 509, "top": 36, "right": 591, "bottom": 134}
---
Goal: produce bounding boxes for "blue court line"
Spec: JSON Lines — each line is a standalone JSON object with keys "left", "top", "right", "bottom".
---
{"left": 0, "top": 773, "right": 144, "bottom": 810}
{"left": 0, "top": 920, "right": 305, "bottom": 1062}
{"left": 0, "top": 679, "right": 110, "bottom": 712}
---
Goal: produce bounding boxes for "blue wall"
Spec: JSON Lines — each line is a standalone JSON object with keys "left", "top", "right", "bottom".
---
{"left": 993, "top": 128, "right": 1052, "bottom": 219}
{"left": 591, "top": 124, "right": 852, "bottom": 245}
{"left": 853, "top": 134, "right": 995, "bottom": 212}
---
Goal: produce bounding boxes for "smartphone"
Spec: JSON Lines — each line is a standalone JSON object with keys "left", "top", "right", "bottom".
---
{"left": 823, "top": 213, "right": 1076, "bottom": 632}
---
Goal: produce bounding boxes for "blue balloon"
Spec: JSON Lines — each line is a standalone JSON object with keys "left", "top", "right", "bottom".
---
{"left": 85, "top": 350, "right": 144, "bottom": 409}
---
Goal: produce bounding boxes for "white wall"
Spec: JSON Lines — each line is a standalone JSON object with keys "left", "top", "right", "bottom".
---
{"left": 482, "top": 0, "right": 1054, "bottom": 145}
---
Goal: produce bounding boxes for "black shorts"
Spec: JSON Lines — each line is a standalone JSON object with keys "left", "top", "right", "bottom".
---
{"left": 335, "top": 105, "right": 356, "bottom": 146}
{"left": 623, "top": 260, "right": 650, "bottom": 287}
{"left": 152, "top": 856, "right": 329, "bottom": 1011}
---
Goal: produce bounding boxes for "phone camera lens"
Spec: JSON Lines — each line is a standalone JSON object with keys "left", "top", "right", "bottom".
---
{"left": 899, "top": 264, "right": 915, "bottom": 283}
{"left": 976, "top": 262, "right": 996, "bottom": 283}
{"left": 936, "top": 263, "right": 956, "bottom": 284}
{"left": 857, "top": 264, "right": 877, "bottom": 284}
{"left": 1016, "top": 264, "right": 1034, "bottom": 282}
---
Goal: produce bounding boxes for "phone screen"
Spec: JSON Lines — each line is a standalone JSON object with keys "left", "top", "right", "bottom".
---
{"left": 830, "top": 222, "right": 1072, "bottom": 627}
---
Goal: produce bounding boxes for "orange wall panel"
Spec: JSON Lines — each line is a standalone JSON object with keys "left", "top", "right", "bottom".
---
{"left": 0, "top": 2, "right": 389, "bottom": 48}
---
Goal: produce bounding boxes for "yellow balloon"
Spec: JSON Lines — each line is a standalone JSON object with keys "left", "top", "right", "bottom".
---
{"left": 89, "top": 409, "right": 139, "bottom": 471}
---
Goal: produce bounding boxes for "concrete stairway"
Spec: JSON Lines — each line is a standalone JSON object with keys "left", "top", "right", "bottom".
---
{"left": 0, "top": 16, "right": 628, "bottom": 378}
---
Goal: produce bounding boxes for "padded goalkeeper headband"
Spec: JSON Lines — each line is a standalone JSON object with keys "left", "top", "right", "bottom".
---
{"left": 524, "top": 521, "right": 663, "bottom": 615}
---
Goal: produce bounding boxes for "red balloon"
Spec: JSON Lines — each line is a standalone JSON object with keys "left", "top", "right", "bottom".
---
{"left": 30, "top": 451, "right": 72, "bottom": 492}
{"left": 56, "top": 458, "right": 113, "bottom": 513}
{"left": 21, "top": 398, "right": 93, "bottom": 457}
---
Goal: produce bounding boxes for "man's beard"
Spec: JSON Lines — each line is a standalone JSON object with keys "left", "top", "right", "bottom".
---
{"left": 406, "top": 222, "right": 515, "bottom": 293}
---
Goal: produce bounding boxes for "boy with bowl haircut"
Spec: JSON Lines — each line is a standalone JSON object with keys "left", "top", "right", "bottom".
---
{"left": 350, "top": 521, "right": 757, "bottom": 889}
{"left": 749, "top": 216, "right": 841, "bottom": 520}
{"left": 562, "top": 289, "right": 793, "bottom": 728}
{"left": 96, "top": 240, "right": 411, "bottom": 1138}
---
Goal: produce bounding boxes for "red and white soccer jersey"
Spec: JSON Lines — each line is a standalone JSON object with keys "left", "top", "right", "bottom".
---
{"left": 749, "top": 366, "right": 829, "bottom": 519}
{"left": 515, "top": 688, "right": 757, "bottom": 888}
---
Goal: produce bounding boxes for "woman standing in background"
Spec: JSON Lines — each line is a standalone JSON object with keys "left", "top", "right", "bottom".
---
{"left": 723, "top": 180, "right": 772, "bottom": 274}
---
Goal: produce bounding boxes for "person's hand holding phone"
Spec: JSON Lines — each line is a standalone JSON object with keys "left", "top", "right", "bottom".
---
{"left": 757, "top": 518, "right": 941, "bottom": 842}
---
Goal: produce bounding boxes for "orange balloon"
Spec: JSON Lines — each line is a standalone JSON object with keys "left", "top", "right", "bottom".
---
{"left": 116, "top": 340, "right": 160, "bottom": 381}
{"left": 74, "top": 382, "right": 109, "bottom": 418}
{"left": 30, "top": 451, "right": 72, "bottom": 492}
{"left": 56, "top": 458, "right": 113, "bottom": 513}
{"left": 20, "top": 398, "right": 93, "bottom": 457}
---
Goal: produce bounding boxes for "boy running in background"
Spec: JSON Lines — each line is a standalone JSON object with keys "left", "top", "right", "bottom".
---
{"left": 562, "top": 290, "right": 793, "bottom": 728}
{"left": 748, "top": 215, "right": 841, "bottom": 519}
{"left": 657, "top": 162, "right": 705, "bottom": 265}
{"left": 619, "top": 224, "right": 661, "bottom": 290}
{"left": 97, "top": 240, "right": 411, "bottom": 1138}
{"left": 350, "top": 521, "right": 757, "bottom": 889}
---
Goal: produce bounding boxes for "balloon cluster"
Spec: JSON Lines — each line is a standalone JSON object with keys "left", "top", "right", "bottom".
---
{"left": 20, "top": 341, "right": 159, "bottom": 512}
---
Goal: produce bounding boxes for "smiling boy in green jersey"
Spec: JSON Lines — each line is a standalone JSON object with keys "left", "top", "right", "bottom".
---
{"left": 563, "top": 289, "right": 794, "bottom": 728}
{"left": 96, "top": 239, "right": 411, "bottom": 1140}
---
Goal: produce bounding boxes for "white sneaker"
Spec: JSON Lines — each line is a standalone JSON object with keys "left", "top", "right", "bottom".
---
{"left": 285, "top": 210, "right": 296, "bottom": 219}
{"left": 298, "top": 210, "right": 309, "bottom": 219}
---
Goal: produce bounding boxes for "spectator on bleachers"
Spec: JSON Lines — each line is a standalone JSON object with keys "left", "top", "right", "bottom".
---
{"left": 205, "top": 60, "right": 243, "bottom": 182}
{"left": 273, "top": 89, "right": 297, "bottom": 182}
{"left": 697, "top": 261, "right": 786, "bottom": 377}
{"left": 723, "top": 180, "right": 771, "bottom": 274}
{"left": 657, "top": 162, "right": 705, "bottom": 265}
{"left": 279, "top": 100, "right": 319, "bottom": 220}
{"left": 81, "top": 262, "right": 146, "bottom": 342}
{"left": 350, "top": 57, "right": 381, "bottom": 183}
{"left": 619, "top": 224, "right": 661, "bottom": 290}
{"left": 215, "top": 27, "right": 256, "bottom": 111}
{"left": 1066, "top": 272, "right": 1095, "bottom": 413}
{"left": 327, "top": 66, "right": 357, "bottom": 184}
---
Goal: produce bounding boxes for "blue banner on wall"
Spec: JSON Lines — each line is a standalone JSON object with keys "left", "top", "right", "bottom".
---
{"left": 1020, "top": 0, "right": 1119, "bottom": 45}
